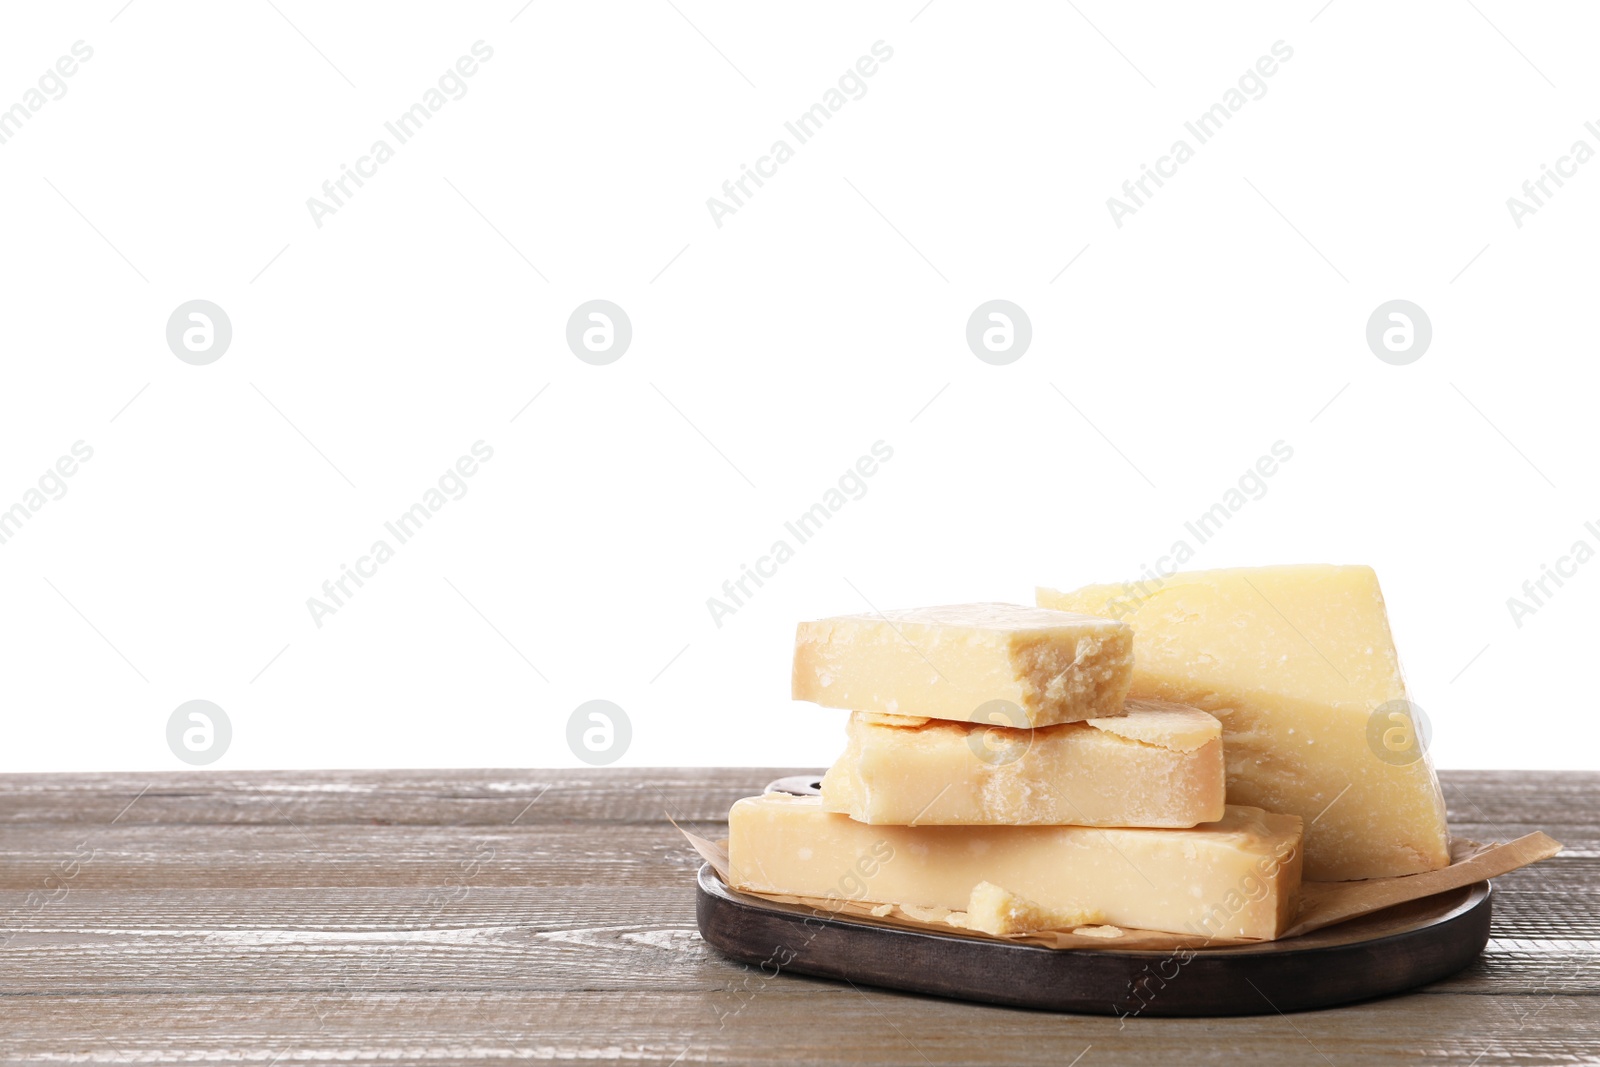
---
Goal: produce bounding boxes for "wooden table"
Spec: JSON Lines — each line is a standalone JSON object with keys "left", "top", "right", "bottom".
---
{"left": 0, "top": 769, "right": 1593, "bottom": 1065}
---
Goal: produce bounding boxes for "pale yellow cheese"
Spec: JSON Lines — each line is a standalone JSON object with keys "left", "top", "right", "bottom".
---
{"left": 1039, "top": 564, "right": 1451, "bottom": 881}
{"left": 792, "top": 603, "right": 1133, "bottom": 727}
{"left": 965, "top": 881, "right": 1104, "bottom": 935}
{"left": 820, "top": 699, "right": 1226, "bottom": 827}
{"left": 727, "top": 792, "right": 1303, "bottom": 940}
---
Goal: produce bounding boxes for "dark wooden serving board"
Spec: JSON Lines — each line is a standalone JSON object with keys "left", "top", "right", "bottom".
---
{"left": 696, "top": 775, "right": 1493, "bottom": 1016}
{"left": 697, "top": 864, "right": 1491, "bottom": 1016}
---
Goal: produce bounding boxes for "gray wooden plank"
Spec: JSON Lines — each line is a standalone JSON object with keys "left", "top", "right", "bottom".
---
{"left": 0, "top": 768, "right": 790, "bottom": 827}
{"left": 0, "top": 989, "right": 1596, "bottom": 1066}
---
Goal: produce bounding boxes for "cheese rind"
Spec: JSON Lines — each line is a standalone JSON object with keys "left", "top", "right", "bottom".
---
{"left": 792, "top": 603, "right": 1134, "bottom": 726}
{"left": 728, "top": 792, "right": 1302, "bottom": 940}
{"left": 821, "top": 699, "right": 1227, "bottom": 827}
{"left": 1038, "top": 564, "right": 1451, "bottom": 881}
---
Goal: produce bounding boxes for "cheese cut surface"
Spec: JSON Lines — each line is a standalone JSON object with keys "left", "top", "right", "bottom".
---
{"left": 1038, "top": 564, "right": 1451, "bottom": 881}
{"left": 820, "top": 699, "right": 1226, "bottom": 827}
{"left": 727, "top": 792, "right": 1303, "bottom": 940}
{"left": 792, "top": 603, "right": 1133, "bottom": 727}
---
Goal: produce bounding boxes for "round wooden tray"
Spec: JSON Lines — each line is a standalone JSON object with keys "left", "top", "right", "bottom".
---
{"left": 694, "top": 777, "right": 1492, "bottom": 1016}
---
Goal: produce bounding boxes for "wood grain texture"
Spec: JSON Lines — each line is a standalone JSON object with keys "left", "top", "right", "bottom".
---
{"left": 0, "top": 768, "right": 1594, "bottom": 1065}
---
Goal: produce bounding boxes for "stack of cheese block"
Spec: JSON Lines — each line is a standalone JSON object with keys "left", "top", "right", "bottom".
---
{"left": 726, "top": 565, "right": 1453, "bottom": 941}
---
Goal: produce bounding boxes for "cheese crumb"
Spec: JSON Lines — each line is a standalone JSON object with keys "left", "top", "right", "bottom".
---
{"left": 1074, "top": 925, "right": 1124, "bottom": 939}
{"left": 965, "top": 880, "right": 1102, "bottom": 935}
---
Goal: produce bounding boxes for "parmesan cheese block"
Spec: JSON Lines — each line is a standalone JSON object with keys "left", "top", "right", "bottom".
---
{"left": 1038, "top": 564, "right": 1450, "bottom": 881}
{"left": 727, "top": 792, "right": 1303, "bottom": 940}
{"left": 821, "top": 699, "right": 1226, "bottom": 827}
{"left": 792, "top": 603, "right": 1133, "bottom": 726}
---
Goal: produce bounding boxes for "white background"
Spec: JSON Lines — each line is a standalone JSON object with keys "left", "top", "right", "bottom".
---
{"left": 1, "top": 1, "right": 1596, "bottom": 773}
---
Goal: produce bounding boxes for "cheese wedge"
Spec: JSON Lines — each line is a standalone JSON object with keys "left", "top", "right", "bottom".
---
{"left": 792, "top": 603, "right": 1133, "bottom": 726}
{"left": 821, "top": 699, "right": 1226, "bottom": 827}
{"left": 1038, "top": 564, "right": 1450, "bottom": 881}
{"left": 728, "top": 792, "right": 1302, "bottom": 939}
